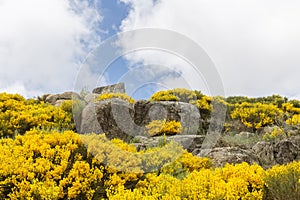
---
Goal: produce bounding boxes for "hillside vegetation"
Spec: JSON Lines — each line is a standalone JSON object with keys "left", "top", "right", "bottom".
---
{"left": 0, "top": 91, "right": 300, "bottom": 199}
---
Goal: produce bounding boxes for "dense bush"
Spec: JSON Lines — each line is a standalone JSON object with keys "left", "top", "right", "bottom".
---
{"left": 0, "top": 93, "right": 73, "bottom": 138}
{"left": 263, "top": 127, "right": 286, "bottom": 142}
{"left": 1, "top": 92, "right": 300, "bottom": 199}
{"left": 0, "top": 130, "right": 102, "bottom": 199}
{"left": 1, "top": 129, "right": 300, "bottom": 199}
{"left": 108, "top": 162, "right": 265, "bottom": 199}
{"left": 149, "top": 90, "right": 179, "bottom": 101}
{"left": 96, "top": 93, "right": 135, "bottom": 104}
{"left": 226, "top": 95, "right": 287, "bottom": 108}
{"left": 231, "top": 102, "right": 283, "bottom": 131}
{"left": 149, "top": 88, "right": 197, "bottom": 102}
{"left": 264, "top": 161, "right": 300, "bottom": 200}
{"left": 146, "top": 119, "right": 182, "bottom": 136}
{"left": 0, "top": 130, "right": 211, "bottom": 199}
{"left": 286, "top": 114, "right": 300, "bottom": 125}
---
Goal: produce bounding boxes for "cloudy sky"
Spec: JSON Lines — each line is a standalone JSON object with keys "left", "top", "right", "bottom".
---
{"left": 1, "top": 0, "right": 299, "bottom": 99}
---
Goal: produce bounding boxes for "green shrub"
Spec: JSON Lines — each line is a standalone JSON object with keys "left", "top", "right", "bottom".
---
{"left": 264, "top": 161, "right": 300, "bottom": 200}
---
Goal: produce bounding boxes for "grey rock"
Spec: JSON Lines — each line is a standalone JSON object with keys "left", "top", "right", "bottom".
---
{"left": 59, "top": 91, "right": 81, "bottom": 100}
{"left": 45, "top": 94, "right": 60, "bottom": 104}
{"left": 274, "top": 139, "right": 299, "bottom": 165}
{"left": 80, "top": 102, "right": 102, "bottom": 134}
{"left": 192, "top": 148, "right": 202, "bottom": 155}
{"left": 95, "top": 98, "right": 135, "bottom": 141}
{"left": 54, "top": 99, "right": 65, "bottom": 107}
{"left": 197, "top": 147, "right": 259, "bottom": 167}
{"left": 83, "top": 98, "right": 201, "bottom": 142}
{"left": 133, "top": 135, "right": 205, "bottom": 151}
{"left": 134, "top": 100, "right": 201, "bottom": 135}
{"left": 45, "top": 91, "right": 81, "bottom": 105}
{"left": 84, "top": 93, "right": 99, "bottom": 104}
{"left": 92, "top": 83, "right": 125, "bottom": 94}
{"left": 170, "top": 135, "right": 205, "bottom": 151}
{"left": 252, "top": 141, "right": 276, "bottom": 168}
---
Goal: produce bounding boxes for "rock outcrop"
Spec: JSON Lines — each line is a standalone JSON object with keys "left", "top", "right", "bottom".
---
{"left": 196, "top": 147, "right": 259, "bottom": 167}
{"left": 274, "top": 139, "right": 299, "bottom": 164}
{"left": 80, "top": 98, "right": 202, "bottom": 141}
{"left": 45, "top": 91, "right": 81, "bottom": 106}
{"left": 133, "top": 100, "right": 202, "bottom": 135}
{"left": 94, "top": 98, "right": 135, "bottom": 141}
{"left": 92, "top": 82, "right": 125, "bottom": 94}
{"left": 80, "top": 102, "right": 102, "bottom": 134}
{"left": 252, "top": 141, "right": 276, "bottom": 168}
{"left": 49, "top": 84, "right": 300, "bottom": 169}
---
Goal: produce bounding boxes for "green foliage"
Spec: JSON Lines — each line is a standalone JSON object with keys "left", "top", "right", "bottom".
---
{"left": 222, "top": 132, "right": 263, "bottom": 149}
{"left": 264, "top": 161, "right": 300, "bottom": 200}
{"left": 226, "top": 94, "right": 287, "bottom": 108}
{"left": 288, "top": 99, "right": 300, "bottom": 108}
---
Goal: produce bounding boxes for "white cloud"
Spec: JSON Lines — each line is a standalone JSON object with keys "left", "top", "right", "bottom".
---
{"left": 119, "top": 0, "right": 300, "bottom": 98}
{"left": 0, "top": 0, "right": 102, "bottom": 97}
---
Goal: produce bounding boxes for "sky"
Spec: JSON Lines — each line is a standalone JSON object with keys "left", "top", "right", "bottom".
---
{"left": 0, "top": 0, "right": 300, "bottom": 100}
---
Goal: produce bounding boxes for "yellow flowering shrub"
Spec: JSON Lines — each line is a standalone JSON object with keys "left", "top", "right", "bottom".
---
{"left": 160, "top": 151, "right": 213, "bottom": 179}
{"left": 0, "top": 93, "right": 73, "bottom": 138}
{"left": 190, "top": 95, "right": 213, "bottom": 122}
{"left": 280, "top": 102, "right": 300, "bottom": 126}
{"left": 286, "top": 114, "right": 300, "bottom": 125}
{"left": 80, "top": 134, "right": 143, "bottom": 174}
{"left": 149, "top": 88, "right": 197, "bottom": 102}
{"left": 282, "top": 102, "right": 300, "bottom": 114}
{"left": 263, "top": 127, "right": 286, "bottom": 142}
{"left": 2, "top": 91, "right": 300, "bottom": 199}
{"left": 0, "top": 130, "right": 103, "bottom": 199}
{"left": 111, "top": 138, "right": 138, "bottom": 153}
{"left": 231, "top": 102, "right": 283, "bottom": 130}
{"left": 191, "top": 95, "right": 212, "bottom": 111}
{"left": 109, "top": 162, "right": 265, "bottom": 200}
{"left": 1, "top": 129, "right": 300, "bottom": 199}
{"left": 80, "top": 134, "right": 187, "bottom": 195}
{"left": 96, "top": 93, "right": 135, "bottom": 104}
{"left": 149, "top": 90, "right": 179, "bottom": 101}
{"left": 146, "top": 119, "right": 182, "bottom": 136}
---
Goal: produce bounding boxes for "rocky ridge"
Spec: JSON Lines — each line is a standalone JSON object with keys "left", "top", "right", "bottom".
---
{"left": 45, "top": 83, "right": 300, "bottom": 168}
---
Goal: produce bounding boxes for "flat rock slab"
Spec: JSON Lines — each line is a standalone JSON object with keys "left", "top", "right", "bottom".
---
{"left": 92, "top": 83, "right": 125, "bottom": 94}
